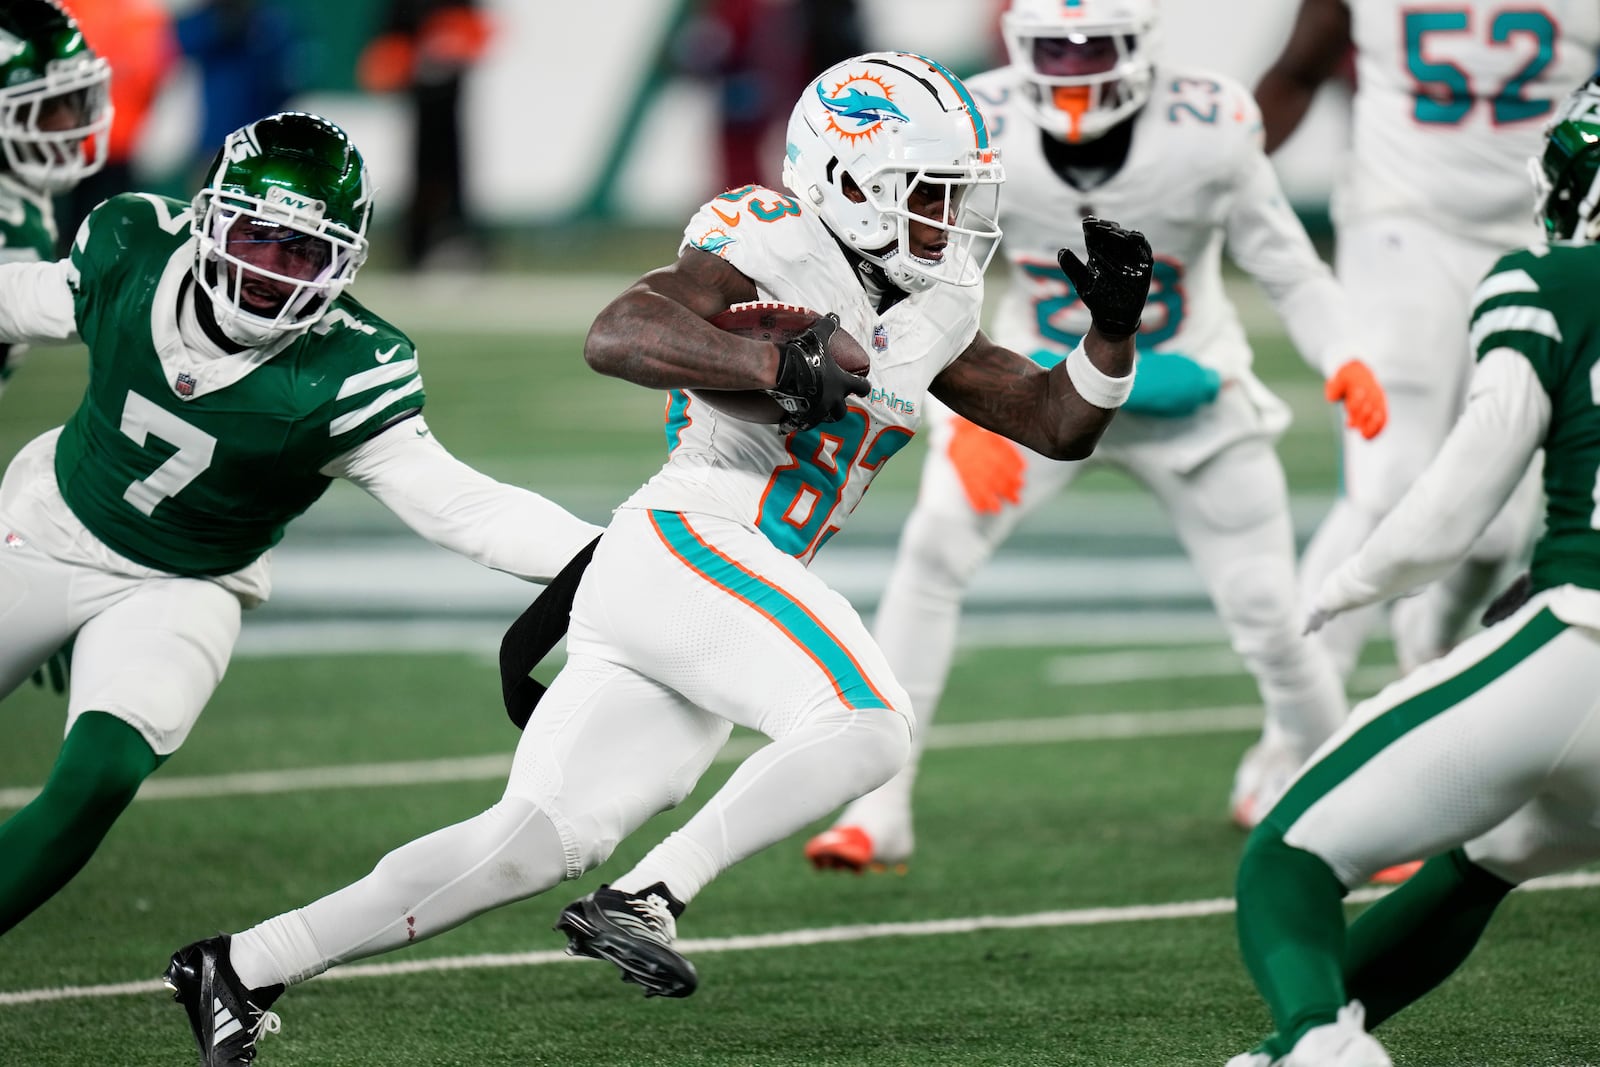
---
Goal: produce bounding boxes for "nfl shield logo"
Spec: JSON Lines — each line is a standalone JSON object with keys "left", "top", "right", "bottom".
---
{"left": 872, "top": 324, "right": 889, "bottom": 352}
{"left": 174, "top": 373, "right": 197, "bottom": 398}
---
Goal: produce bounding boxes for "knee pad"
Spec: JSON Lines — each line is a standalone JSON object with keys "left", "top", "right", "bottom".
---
{"left": 1213, "top": 557, "right": 1301, "bottom": 665}
{"left": 898, "top": 501, "right": 1002, "bottom": 595}
{"left": 371, "top": 798, "right": 572, "bottom": 903}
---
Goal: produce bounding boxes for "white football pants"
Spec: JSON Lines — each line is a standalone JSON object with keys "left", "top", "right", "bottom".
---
{"left": 835, "top": 407, "right": 1346, "bottom": 850}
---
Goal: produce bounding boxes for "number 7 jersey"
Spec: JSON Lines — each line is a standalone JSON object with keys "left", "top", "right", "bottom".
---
{"left": 1342, "top": 0, "right": 1599, "bottom": 244}
{"left": 48, "top": 193, "right": 425, "bottom": 578}
{"left": 621, "top": 184, "right": 985, "bottom": 563}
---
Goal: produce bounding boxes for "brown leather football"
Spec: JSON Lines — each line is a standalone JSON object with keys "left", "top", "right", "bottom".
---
{"left": 690, "top": 302, "right": 869, "bottom": 424}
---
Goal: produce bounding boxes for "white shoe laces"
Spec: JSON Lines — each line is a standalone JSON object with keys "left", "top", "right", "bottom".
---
{"left": 630, "top": 893, "right": 677, "bottom": 940}
{"left": 246, "top": 1009, "right": 282, "bottom": 1048}
{"left": 1335, "top": 1000, "right": 1368, "bottom": 1034}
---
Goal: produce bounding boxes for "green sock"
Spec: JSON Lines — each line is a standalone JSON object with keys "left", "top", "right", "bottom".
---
{"left": 1236, "top": 828, "right": 1350, "bottom": 1050}
{"left": 0, "top": 712, "right": 162, "bottom": 935}
{"left": 1344, "top": 848, "right": 1512, "bottom": 1028}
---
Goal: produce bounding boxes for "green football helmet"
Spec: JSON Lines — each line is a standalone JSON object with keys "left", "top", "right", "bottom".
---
{"left": 1530, "top": 77, "right": 1600, "bottom": 245}
{"left": 192, "top": 112, "right": 373, "bottom": 346}
{"left": 0, "top": 0, "right": 110, "bottom": 193}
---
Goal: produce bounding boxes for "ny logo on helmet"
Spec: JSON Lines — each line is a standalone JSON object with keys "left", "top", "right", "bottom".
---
{"left": 265, "top": 185, "right": 326, "bottom": 222}
{"left": 817, "top": 71, "right": 909, "bottom": 145}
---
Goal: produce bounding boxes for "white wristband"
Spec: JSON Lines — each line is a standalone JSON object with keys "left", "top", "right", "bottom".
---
{"left": 1065, "top": 340, "right": 1135, "bottom": 409}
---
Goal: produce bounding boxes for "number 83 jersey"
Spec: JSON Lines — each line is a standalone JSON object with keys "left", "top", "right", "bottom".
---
{"left": 622, "top": 185, "right": 984, "bottom": 564}
{"left": 40, "top": 193, "right": 424, "bottom": 580}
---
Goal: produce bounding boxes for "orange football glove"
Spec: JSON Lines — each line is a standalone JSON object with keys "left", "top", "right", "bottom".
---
{"left": 948, "top": 416, "right": 1024, "bottom": 514}
{"left": 1325, "top": 359, "right": 1387, "bottom": 440}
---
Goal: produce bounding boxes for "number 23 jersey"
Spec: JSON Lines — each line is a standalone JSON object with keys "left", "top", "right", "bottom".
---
{"left": 621, "top": 185, "right": 984, "bottom": 564}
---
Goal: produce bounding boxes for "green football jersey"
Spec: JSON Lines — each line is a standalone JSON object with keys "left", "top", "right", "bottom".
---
{"left": 53, "top": 193, "right": 426, "bottom": 577}
{"left": 1470, "top": 243, "right": 1600, "bottom": 593}
{"left": 0, "top": 175, "right": 60, "bottom": 383}
{"left": 0, "top": 175, "right": 58, "bottom": 264}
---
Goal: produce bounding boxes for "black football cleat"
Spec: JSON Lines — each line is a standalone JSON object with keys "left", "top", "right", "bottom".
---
{"left": 164, "top": 935, "right": 285, "bottom": 1066}
{"left": 554, "top": 882, "right": 699, "bottom": 998}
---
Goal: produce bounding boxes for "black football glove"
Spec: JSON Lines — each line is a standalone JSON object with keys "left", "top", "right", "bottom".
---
{"left": 765, "top": 312, "right": 869, "bottom": 433}
{"left": 30, "top": 639, "right": 71, "bottom": 696}
{"left": 1480, "top": 571, "right": 1533, "bottom": 627}
{"left": 1057, "top": 217, "right": 1154, "bottom": 340}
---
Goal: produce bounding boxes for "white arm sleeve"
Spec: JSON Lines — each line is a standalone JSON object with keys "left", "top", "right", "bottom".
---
{"left": 322, "top": 416, "right": 604, "bottom": 584}
{"left": 1315, "top": 348, "right": 1549, "bottom": 615}
{"left": 0, "top": 258, "right": 78, "bottom": 344}
{"left": 1224, "top": 151, "right": 1362, "bottom": 378}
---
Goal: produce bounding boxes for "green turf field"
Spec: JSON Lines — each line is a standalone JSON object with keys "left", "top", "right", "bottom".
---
{"left": 0, "top": 274, "right": 1592, "bottom": 1066}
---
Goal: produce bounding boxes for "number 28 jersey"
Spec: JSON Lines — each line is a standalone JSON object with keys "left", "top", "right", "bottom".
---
{"left": 52, "top": 193, "right": 425, "bottom": 577}
{"left": 1341, "top": 0, "right": 1600, "bottom": 244}
{"left": 621, "top": 185, "right": 984, "bottom": 564}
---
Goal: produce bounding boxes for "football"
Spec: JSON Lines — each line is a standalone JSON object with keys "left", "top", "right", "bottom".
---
{"left": 690, "top": 302, "right": 869, "bottom": 424}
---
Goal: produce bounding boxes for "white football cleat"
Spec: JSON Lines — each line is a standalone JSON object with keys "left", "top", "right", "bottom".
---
{"left": 1284, "top": 1002, "right": 1392, "bottom": 1067}
{"left": 1230, "top": 741, "right": 1304, "bottom": 831}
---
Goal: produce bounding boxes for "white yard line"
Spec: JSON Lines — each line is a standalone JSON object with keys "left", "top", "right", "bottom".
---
{"left": 0, "top": 705, "right": 1264, "bottom": 811}
{"left": 4, "top": 870, "right": 1596, "bottom": 1008}
{"left": 1043, "top": 648, "right": 1399, "bottom": 695}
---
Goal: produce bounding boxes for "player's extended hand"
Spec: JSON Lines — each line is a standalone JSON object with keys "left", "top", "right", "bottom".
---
{"left": 1056, "top": 217, "right": 1154, "bottom": 340}
{"left": 767, "top": 312, "right": 870, "bottom": 433}
{"left": 948, "top": 416, "right": 1025, "bottom": 514}
{"left": 1325, "top": 359, "right": 1386, "bottom": 439}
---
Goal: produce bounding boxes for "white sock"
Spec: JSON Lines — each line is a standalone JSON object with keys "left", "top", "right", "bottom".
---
{"left": 230, "top": 799, "right": 569, "bottom": 986}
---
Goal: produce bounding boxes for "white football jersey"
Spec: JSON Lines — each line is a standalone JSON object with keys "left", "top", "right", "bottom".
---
{"left": 622, "top": 184, "right": 984, "bottom": 564}
{"left": 1340, "top": 0, "right": 1600, "bottom": 244}
{"left": 969, "top": 64, "right": 1361, "bottom": 386}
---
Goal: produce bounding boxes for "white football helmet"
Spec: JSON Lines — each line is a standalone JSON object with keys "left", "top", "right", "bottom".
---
{"left": 1002, "top": 0, "right": 1159, "bottom": 144}
{"left": 782, "top": 51, "right": 1003, "bottom": 292}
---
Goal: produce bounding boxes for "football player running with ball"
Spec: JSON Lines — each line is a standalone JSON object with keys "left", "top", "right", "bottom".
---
{"left": 0, "top": 0, "right": 112, "bottom": 400}
{"left": 1259, "top": 0, "right": 1600, "bottom": 681}
{"left": 165, "top": 52, "right": 1152, "bottom": 1065}
{"left": 1229, "top": 80, "right": 1600, "bottom": 1067}
{"left": 0, "top": 111, "right": 601, "bottom": 937}
{"left": 807, "top": 0, "right": 1385, "bottom": 874}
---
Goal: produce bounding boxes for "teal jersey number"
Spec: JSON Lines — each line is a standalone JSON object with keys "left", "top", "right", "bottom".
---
{"left": 1025, "top": 257, "right": 1185, "bottom": 350}
{"left": 1404, "top": 8, "right": 1557, "bottom": 126}
{"left": 757, "top": 409, "right": 913, "bottom": 557}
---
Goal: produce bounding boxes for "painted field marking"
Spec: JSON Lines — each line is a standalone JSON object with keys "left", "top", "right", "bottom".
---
{"left": 0, "top": 705, "right": 1265, "bottom": 811}
{"left": 3, "top": 870, "right": 1595, "bottom": 1007}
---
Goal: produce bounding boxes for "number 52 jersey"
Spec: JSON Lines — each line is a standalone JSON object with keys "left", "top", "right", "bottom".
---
{"left": 1342, "top": 0, "right": 1600, "bottom": 244}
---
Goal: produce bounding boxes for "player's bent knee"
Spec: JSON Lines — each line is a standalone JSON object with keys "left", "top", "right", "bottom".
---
{"left": 1214, "top": 560, "right": 1301, "bottom": 658}
{"left": 900, "top": 503, "right": 1000, "bottom": 592}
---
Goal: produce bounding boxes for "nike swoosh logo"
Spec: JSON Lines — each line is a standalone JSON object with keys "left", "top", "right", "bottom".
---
{"left": 710, "top": 206, "right": 740, "bottom": 227}
{"left": 375, "top": 344, "right": 402, "bottom": 363}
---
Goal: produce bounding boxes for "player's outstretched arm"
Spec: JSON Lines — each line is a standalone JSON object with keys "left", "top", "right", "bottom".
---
{"left": 324, "top": 416, "right": 604, "bottom": 584}
{"left": 584, "top": 248, "right": 782, "bottom": 391}
{"left": 1307, "top": 351, "right": 1547, "bottom": 631}
{"left": 932, "top": 218, "right": 1149, "bottom": 461}
{"left": 0, "top": 259, "right": 79, "bottom": 347}
{"left": 1255, "top": 0, "right": 1351, "bottom": 153}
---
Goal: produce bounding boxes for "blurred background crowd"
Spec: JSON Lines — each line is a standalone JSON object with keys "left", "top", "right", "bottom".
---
{"left": 64, "top": 0, "right": 1349, "bottom": 272}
